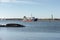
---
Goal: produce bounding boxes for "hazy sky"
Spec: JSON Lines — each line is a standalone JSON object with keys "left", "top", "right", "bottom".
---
{"left": 0, "top": 0, "right": 60, "bottom": 18}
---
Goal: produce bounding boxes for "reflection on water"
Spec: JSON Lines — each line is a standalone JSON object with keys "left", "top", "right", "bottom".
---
{"left": 0, "top": 20, "right": 60, "bottom": 40}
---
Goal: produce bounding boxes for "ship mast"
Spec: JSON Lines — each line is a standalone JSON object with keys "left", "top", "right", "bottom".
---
{"left": 31, "top": 13, "right": 32, "bottom": 18}
{"left": 51, "top": 14, "right": 53, "bottom": 20}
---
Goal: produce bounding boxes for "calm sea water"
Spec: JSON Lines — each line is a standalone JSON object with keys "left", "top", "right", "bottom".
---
{"left": 0, "top": 20, "right": 60, "bottom": 40}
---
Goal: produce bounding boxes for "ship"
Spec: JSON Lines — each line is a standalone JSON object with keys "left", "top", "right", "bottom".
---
{"left": 23, "top": 16, "right": 38, "bottom": 22}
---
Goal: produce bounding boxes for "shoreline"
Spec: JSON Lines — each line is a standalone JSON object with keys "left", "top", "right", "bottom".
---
{"left": 0, "top": 18, "right": 60, "bottom": 21}
{"left": 0, "top": 18, "right": 60, "bottom": 20}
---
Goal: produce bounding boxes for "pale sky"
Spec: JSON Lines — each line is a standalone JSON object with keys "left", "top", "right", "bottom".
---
{"left": 0, "top": 0, "right": 60, "bottom": 18}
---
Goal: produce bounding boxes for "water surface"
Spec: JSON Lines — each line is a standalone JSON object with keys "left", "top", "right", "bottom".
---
{"left": 0, "top": 20, "right": 60, "bottom": 40}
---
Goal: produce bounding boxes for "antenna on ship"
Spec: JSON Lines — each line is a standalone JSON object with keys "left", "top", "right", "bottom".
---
{"left": 51, "top": 14, "right": 53, "bottom": 20}
{"left": 31, "top": 13, "right": 32, "bottom": 17}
